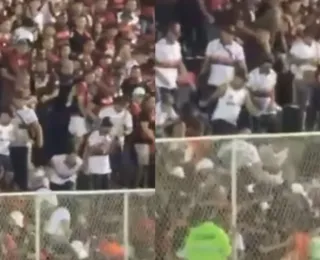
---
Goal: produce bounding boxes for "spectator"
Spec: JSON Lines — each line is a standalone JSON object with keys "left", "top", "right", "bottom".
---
{"left": 48, "top": 149, "right": 83, "bottom": 191}
{"left": 155, "top": 22, "right": 187, "bottom": 102}
{"left": 209, "top": 67, "right": 250, "bottom": 135}
{"left": 85, "top": 116, "right": 114, "bottom": 190}
{"left": 133, "top": 94, "right": 155, "bottom": 186}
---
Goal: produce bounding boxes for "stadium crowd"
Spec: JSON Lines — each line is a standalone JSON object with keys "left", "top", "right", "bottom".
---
{"left": 1, "top": 191, "right": 155, "bottom": 259}
{"left": 0, "top": 0, "right": 155, "bottom": 192}
{"left": 155, "top": 0, "right": 320, "bottom": 259}
{"left": 0, "top": 0, "right": 156, "bottom": 259}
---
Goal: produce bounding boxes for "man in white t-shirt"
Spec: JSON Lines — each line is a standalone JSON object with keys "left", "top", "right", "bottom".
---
{"left": 0, "top": 111, "right": 15, "bottom": 175}
{"left": 247, "top": 60, "right": 277, "bottom": 113}
{"left": 290, "top": 28, "right": 320, "bottom": 127}
{"left": 11, "top": 99, "right": 43, "bottom": 190}
{"left": 49, "top": 152, "right": 83, "bottom": 191}
{"left": 210, "top": 68, "right": 248, "bottom": 134}
{"left": 98, "top": 97, "right": 133, "bottom": 141}
{"left": 199, "top": 25, "right": 246, "bottom": 114}
{"left": 85, "top": 117, "right": 113, "bottom": 190}
{"left": 155, "top": 22, "right": 187, "bottom": 100}
{"left": 247, "top": 59, "right": 281, "bottom": 132}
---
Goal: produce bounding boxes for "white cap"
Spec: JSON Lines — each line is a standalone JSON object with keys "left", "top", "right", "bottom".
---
{"left": 195, "top": 158, "right": 214, "bottom": 172}
{"left": 246, "top": 183, "right": 256, "bottom": 193}
{"left": 170, "top": 166, "right": 185, "bottom": 179}
{"left": 291, "top": 183, "right": 307, "bottom": 197}
{"left": 132, "top": 87, "right": 146, "bottom": 96}
{"left": 10, "top": 211, "right": 24, "bottom": 228}
{"left": 71, "top": 240, "right": 89, "bottom": 259}
{"left": 260, "top": 202, "right": 270, "bottom": 211}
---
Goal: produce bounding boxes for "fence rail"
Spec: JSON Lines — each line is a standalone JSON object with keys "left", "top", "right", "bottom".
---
{"left": 0, "top": 188, "right": 155, "bottom": 260}
{"left": 156, "top": 132, "right": 320, "bottom": 260}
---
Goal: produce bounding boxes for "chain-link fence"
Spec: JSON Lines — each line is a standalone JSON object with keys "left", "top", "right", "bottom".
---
{"left": 0, "top": 189, "right": 155, "bottom": 260}
{"left": 156, "top": 132, "right": 320, "bottom": 260}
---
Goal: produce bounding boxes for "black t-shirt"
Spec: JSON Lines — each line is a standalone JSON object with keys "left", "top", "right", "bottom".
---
{"left": 55, "top": 73, "right": 75, "bottom": 110}
{"left": 69, "top": 30, "right": 91, "bottom": 55}
{"left": 243, "top": 34, "right": 271, "bottom": 71}
{"left": 121, "top": 79, "right": 148, "bottom": 98}
{"left": 133, "top": 110, "right": 155, "bottom": 144}
{"left": 32, "top": 72, "right": 59, "bottom": 97}
{"left": 33, "top": 72, "right": 59, "bottom": 112}
{"left": 140, "top": 0, "right": 154, "bottom": 6}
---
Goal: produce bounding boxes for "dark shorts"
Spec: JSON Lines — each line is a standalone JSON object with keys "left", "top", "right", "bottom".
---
{"left": 0, "top": 154, "right": 12, "bottom": 172}
{"left": 50, "top": 181, "right": 74, "bottom": 191}
{"left": 9, "top": 146, "right": 29, "bottom": 190}
{"left": 157, "top": 87, "right": 177, "bottom": 102}
{"left": 90, "top": 174, "right": 110, "bottom": 190}
{"left": 211, "top": 119, "right": 237, "bottom": 135}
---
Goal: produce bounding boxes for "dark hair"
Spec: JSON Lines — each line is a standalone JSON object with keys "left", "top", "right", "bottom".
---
{"left": 234, "top": 66, "right": 247, "bottom": 81}
{"left": 167, "top": 21, "right": 179, "bottom": 33}
{"left": 0, "top": 108, "right": 12, "bottom": 117}
{"left": 21, "top": 17, "right": 36, "bottom": 28}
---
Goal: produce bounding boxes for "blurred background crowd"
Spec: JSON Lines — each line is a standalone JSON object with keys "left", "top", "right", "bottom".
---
{"left": 0, "top": 191, "right": 155, "bottom": 259}
{"left": 155, "top": 0, "right": 320, "bottom": 259}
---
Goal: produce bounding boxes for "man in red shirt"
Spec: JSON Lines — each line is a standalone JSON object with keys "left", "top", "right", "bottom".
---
{"left": 0, "top": 39, "right": 31, "bottom": 110}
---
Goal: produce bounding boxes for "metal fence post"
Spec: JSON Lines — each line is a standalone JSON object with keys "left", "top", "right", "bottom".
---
{"left": 35, "top": 194, "right": 41, "bottom": 260}
{"left": 231, "top": 139, "right": 238, "bottom": 260}
{"left": 124, "top": 193, "right": 129, "bottom": 260}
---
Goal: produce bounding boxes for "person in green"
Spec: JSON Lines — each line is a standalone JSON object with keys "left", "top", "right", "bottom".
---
{"left": 310, "top": 233, "right": 320, "bottom": 260}
{"left": 181, "top": 205, "right": 232, "bottom": 260}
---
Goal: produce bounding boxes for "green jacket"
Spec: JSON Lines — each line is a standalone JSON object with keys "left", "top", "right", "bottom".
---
{"left": 184, "top": 221, "right": 231, "bottom": 260}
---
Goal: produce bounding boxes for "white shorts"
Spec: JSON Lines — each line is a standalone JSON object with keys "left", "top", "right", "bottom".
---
{"left": 134, "top": 144, "right": 150, "bottom": 166}
{"left": 68, "top": 116, "right": 88, "bottom": 137}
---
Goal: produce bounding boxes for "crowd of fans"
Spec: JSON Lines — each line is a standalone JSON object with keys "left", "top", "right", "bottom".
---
{"left": 0, "top": 191, "right": 155, "bottom": 259}
{"left": 0, "top": 0, "right": 155, "bottom": 192}
{"left": 155, "top": 0, "right": 320, "bottom": 259}
{"left": 0, "top": 0, "right": 156, "bottom": 259}
{"left": 156, "top": 0, "right": 320, "bottom": 137}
